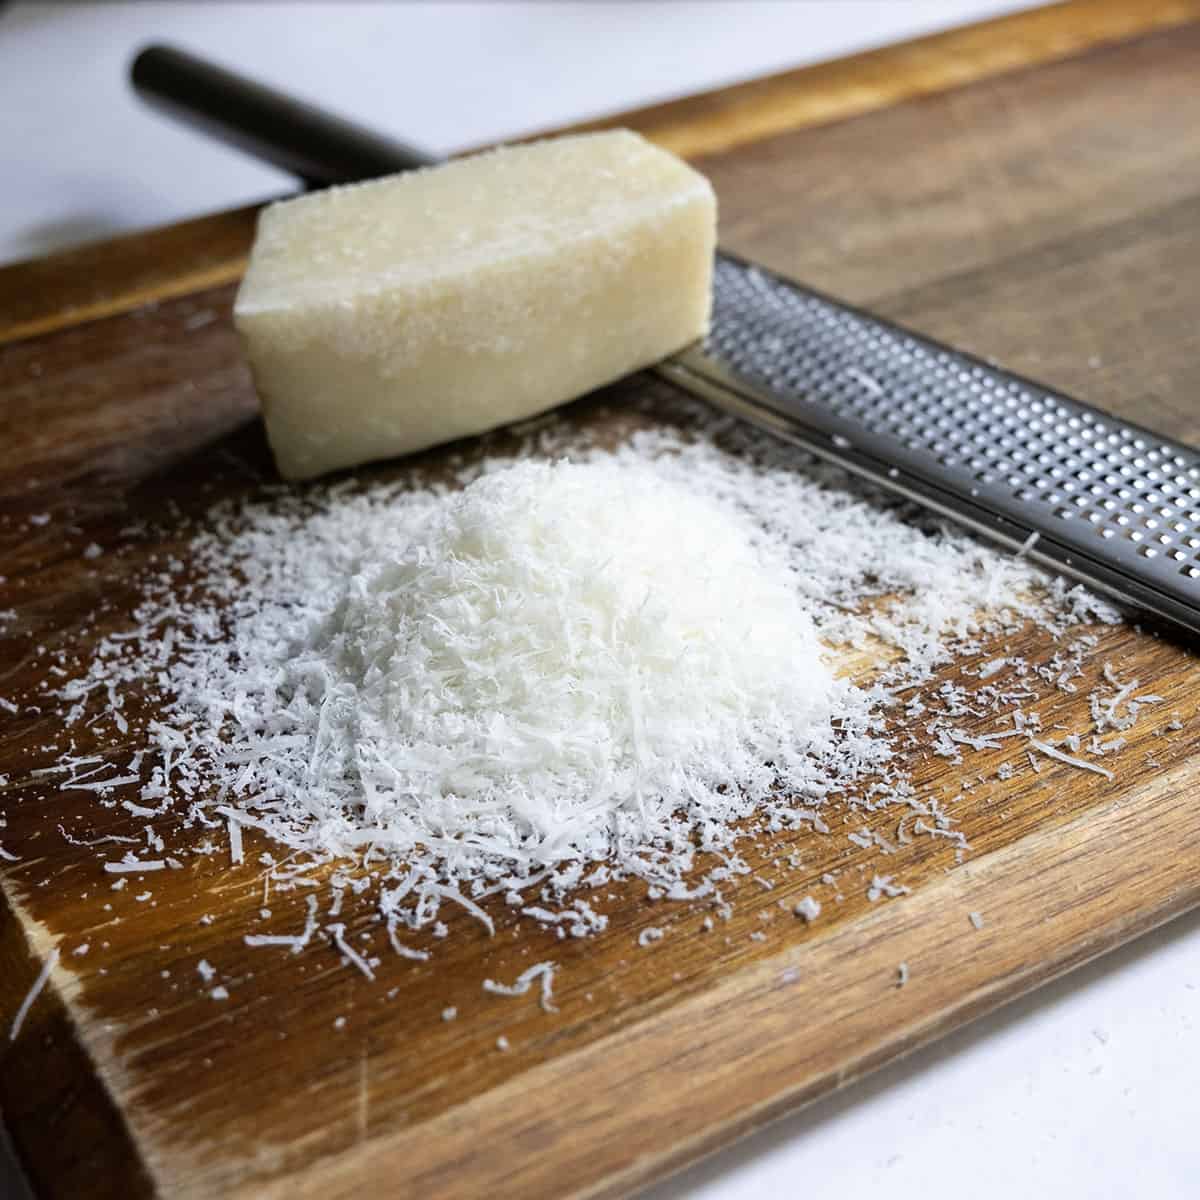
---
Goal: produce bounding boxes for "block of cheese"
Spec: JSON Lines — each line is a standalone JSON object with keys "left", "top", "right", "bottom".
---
{"left": 233, "top": 130, "right": 717, "bottom": 480}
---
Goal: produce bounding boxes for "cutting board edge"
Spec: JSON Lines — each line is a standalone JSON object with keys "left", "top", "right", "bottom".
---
{"left": 49, "top": 753, "right": 1189, "bottom": 1200}
{"left": 0, "top": 878, "right": 157, "bottom": 1200}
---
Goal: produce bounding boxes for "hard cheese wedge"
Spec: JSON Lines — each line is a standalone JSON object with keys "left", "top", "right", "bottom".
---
{"left": 234, "top": 130, "right": 717, "bottom": 480}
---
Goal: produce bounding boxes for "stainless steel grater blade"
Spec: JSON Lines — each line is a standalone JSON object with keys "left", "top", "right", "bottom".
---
{"left": 656, "top": 252, "right": 1200, "bottom": 638}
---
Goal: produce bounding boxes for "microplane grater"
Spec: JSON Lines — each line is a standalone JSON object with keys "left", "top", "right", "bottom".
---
{"left": 655, "top": 252, "right": 1200, "bottom": 637}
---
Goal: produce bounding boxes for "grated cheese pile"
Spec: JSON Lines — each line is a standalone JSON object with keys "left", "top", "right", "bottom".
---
{"left": 52, "top": 397, "right": 1124, "bottom": 946}
{"left": 286, "top": 460, "right": 837, "bottom": 859}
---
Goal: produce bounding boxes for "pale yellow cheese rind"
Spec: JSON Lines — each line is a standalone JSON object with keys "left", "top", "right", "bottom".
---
{"left": 234, "top": 130, "right": 717, "bottom": 480}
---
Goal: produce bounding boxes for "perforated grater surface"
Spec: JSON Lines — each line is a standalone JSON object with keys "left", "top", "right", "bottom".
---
{"left": 656, "top": 253, "right": 1200, "bottom": 638}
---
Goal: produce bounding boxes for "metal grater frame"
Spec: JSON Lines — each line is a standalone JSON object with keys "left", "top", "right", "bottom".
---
{"left": 656, "top": 252, "right": 1200, "bottom": 638}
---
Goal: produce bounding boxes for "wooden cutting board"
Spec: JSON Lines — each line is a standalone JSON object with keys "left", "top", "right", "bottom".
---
{"left": 3, "top": 3, "right": 1200, "bottom": 1197}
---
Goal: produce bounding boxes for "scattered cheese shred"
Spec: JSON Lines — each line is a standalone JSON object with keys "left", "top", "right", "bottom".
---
{"left": 9, "top": 947, "right": 59, "bottom": 1042}
{"left": 328, "top": 923, "right": 375, "bottom": 981}
{"left": 104, "top": 856, "right": 165, "bottom": 874}
{"left": 387, "top": 926, "right": 430, "bottom": 962}
{"left": 482, "top": 961, "right": 558, "bottom": 1012}
{"left": 244, "top": 895, "right": 319, "bottom": 954}
{"left": 1028, "top": 738, "right": 1114, "bottom": 781}
{"left": 422, "top": 884, "right": 495, "bottom": 938}
{"left": 227, "top": 815, "right": 244, "bottom": 866}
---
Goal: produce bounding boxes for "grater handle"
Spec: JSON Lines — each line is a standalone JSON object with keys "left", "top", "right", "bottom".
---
{"left": 130, "top": 44, "right": 438, "bottom": 188}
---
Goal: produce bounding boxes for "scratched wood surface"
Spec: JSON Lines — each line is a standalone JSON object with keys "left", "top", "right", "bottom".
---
{"left": 3, "top": 3, "right": 1200, "bottom": 1198}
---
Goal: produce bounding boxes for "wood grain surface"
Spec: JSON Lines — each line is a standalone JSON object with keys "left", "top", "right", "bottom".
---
{"left": 3, "top": 5, "right": 1200, "bottom": 1199}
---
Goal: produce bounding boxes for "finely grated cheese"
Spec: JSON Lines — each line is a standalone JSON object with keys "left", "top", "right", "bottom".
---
{"left": 40, "top": 394, "right": 1133, "bottom": 990}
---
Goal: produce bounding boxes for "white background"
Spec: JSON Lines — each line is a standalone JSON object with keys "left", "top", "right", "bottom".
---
{"left": 2, "top": 4, "right": 1198, "bottom": 1199}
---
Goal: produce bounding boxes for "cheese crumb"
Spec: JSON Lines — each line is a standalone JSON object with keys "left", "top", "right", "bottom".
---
{"left": 867, "top": 875, "right": 909, "bottom": 902}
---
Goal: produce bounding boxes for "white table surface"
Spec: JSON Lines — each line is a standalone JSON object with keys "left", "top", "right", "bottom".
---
{"left": 2, "top": 4, "right": 1198, "bottom": 1199}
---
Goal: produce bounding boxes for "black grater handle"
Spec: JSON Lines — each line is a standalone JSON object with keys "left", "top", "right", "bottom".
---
{"left": 130, "top": 44, "right": 438, "bottom": 187}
